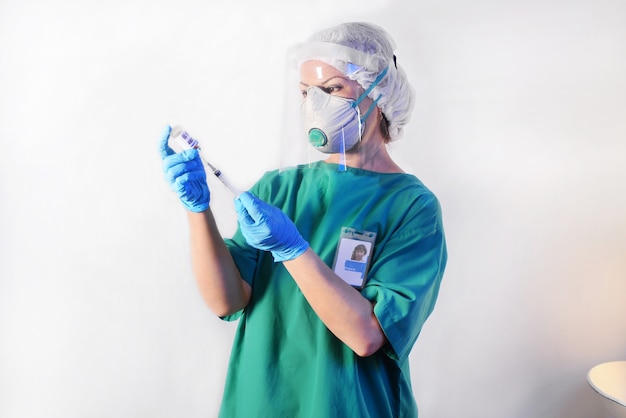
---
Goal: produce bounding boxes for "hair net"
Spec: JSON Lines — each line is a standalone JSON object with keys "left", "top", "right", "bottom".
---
{"left": 291, "top": 22, "right": 415, "bottom": 140}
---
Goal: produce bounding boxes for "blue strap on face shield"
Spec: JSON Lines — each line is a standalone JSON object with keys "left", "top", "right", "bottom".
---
{"left": 351, "top": 66, "right": 389, "bottom": 123}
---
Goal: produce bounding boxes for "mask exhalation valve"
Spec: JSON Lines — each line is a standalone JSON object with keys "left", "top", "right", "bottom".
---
{"left": 308, "top": 128, "right": 328, "bottom": 147}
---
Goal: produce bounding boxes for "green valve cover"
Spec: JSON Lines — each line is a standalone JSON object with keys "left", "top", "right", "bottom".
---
{"left": 308, "top": 128, "right": 327, "bottom": 147}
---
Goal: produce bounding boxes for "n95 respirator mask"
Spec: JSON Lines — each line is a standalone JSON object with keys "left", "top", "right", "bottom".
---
{"left": 300, "top": 87, "right": 369, "bottom": 154}
{"left": 300, "top": 66, "right": 388, "bottom": 155}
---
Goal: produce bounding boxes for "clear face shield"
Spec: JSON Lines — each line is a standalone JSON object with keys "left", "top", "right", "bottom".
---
{"left": 279, "top": 42, "right": 387, "bottom": 173}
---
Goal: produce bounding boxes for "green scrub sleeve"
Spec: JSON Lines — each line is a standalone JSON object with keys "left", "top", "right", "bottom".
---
{"left": 362, "top": 194, "right": 447, "bottom": 361}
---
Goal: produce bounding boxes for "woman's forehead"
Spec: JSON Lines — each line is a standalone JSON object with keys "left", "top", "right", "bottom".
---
{"left": 300, "top": 60, "right": 343, "bottom": 82}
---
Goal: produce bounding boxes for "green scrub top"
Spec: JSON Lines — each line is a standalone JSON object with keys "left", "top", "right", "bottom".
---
{"left": 220, "top": 162, "right": 447, "bottom": 418}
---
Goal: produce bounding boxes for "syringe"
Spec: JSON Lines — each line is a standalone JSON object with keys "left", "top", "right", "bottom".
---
{"left": 200, "top": 156, "right": 243, "bottom": 198}
{"left": 168, "top": 125, "right": 243, "bottom": 197}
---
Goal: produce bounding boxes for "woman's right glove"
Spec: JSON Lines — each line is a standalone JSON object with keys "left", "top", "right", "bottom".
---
{"left": 159, "top": 125, "right": 210, "bottom": 212}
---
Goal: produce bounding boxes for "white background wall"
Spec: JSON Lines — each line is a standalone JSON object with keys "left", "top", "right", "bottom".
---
{"left": 1, "top": 0, "right": 625, "bottom": 417}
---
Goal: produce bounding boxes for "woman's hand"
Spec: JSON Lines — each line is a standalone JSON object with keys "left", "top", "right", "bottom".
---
{"left": 234, "top": 192, "right": 309, "bottom": 262}
{"left": 159, "top": 125, "right": 210, "bottom": 212}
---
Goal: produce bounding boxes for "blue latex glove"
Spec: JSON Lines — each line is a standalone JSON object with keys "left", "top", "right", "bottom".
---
{"left": 159, "top": 125, "right": 210, "bottom": 212}
{"left": 235, "top": 192, "right": 309, "bottom": 262}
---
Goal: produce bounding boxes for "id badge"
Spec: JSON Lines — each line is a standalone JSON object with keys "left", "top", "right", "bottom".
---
{"left": 332, "top": 227, "right": 377, "bottom": 289}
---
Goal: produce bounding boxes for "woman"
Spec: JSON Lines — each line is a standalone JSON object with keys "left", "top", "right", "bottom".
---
{"left": 351, "top": 244, "right": 368, "bottom": 261}
{"left": 160, "top": 22, "right": 447, "bottom": 418}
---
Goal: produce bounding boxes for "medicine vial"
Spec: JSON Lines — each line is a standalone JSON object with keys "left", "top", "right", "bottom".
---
{"left": 168, "top": 125, "right": 199, "bottom": 153}
{"left": 165, "top": 124, "right": 243, "bottom": 197}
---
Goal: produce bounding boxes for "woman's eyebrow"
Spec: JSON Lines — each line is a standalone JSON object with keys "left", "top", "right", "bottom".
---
{"left": 300, "top": 75, "right": 349, "bottom": 87}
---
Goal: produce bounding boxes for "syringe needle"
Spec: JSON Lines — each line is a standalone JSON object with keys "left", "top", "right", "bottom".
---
{"left": 202, "top": 159, "right": 217, "bottom": 172}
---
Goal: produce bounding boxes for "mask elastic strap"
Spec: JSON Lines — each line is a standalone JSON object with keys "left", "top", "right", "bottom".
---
{"left": 351, "top": 66, "right": 388, "bottom": 123}
{"left": 352, "top": 66, "right": 389, "bottom": 108}
{"left": 360, "top": 93, "right": 382, "bottom": 123}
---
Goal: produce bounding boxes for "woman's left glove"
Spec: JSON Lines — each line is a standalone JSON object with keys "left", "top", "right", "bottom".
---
{"left": 159, "top": 125, "right": 210, "bottom": 212}
{"left": 235, "top": 192, "right": 309, "bottom": 262}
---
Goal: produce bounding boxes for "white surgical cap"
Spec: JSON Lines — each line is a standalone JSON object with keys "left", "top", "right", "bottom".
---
{"left": 291, "top": 22, "right": 415, "bottom": 140}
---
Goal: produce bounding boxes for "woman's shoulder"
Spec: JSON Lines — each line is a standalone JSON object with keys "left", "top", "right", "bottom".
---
{"left": 251, "top": 162, "right": 440, "bottom": 209}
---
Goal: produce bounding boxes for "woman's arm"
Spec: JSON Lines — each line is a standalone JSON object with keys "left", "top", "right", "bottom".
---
{"left": 284, "top": 248, "right": 386, "bottom": 357}
{"left": 187, "top": 209, "right": 251, "bottom": 317}
{"left": 158, "top": 126, "right": 250, "bottom": 316}
{"left": 234, "top": 191, "right": 386, "bottom": 356}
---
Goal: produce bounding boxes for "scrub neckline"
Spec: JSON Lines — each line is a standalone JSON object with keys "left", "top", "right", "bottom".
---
{"left": 313, "top": 160, "right": 409, "bottom": 176}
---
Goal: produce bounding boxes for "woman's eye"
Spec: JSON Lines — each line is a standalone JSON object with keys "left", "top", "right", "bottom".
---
{"left": 300, "top": 84, "right": 343, "bottom": 98}
{"left": 320, "top": 84, "right": 342, "bottom": 94}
